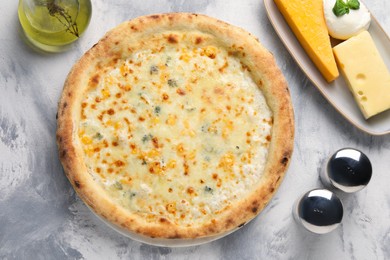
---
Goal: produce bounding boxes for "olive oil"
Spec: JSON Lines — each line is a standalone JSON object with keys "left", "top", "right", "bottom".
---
{"left": 18, "top": 0, "right": 92, "bottom": 52}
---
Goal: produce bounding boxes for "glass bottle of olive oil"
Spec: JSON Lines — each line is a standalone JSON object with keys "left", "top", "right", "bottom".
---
{"left": 18, "top": 0, "right": 92, "bottom": 52}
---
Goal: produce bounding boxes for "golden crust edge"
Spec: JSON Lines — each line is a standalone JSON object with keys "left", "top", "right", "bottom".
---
{"left": 56, "top": 12, "right": 295, "bottom": 239}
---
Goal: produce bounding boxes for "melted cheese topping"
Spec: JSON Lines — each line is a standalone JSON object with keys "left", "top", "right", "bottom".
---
{"left": 79, "top": 32, "right": 273, "bottom": 226}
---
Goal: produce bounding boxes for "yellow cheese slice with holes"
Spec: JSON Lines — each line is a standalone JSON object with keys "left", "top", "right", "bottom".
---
{"left": 274, "top": 0, "right": 339, "bottom": 82}
{"left": 333, "top": 31, "right": 390, "bottom": 119}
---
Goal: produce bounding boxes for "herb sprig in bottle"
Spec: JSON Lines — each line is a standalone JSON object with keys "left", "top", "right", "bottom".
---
{"left": 18, "top": 0, "right": 92, "bottom": 52}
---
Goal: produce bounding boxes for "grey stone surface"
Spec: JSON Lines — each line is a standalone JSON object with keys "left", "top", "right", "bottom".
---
{"left": 1, "top": 0, "right": 390, "bottom": 259}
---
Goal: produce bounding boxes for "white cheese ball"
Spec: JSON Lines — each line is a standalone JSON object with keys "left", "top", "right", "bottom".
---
{"left": 323, "top": 0, "right": 371, "bottom": 40}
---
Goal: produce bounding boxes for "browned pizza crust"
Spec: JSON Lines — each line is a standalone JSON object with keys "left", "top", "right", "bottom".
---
{"left": 57, "top": 13, "right": 294, "bottom": 240}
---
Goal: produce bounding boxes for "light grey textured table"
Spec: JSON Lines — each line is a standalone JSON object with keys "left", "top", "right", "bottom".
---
{"left": 1, "top": 0, "right": 390, "bottom": 259}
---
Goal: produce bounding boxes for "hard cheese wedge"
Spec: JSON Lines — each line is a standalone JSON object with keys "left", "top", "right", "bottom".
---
{"left": 274, "top": 0, "right": 339, "bottom": 82}
{"left": 333, "top": 31, "right": 390, "bottom": 119}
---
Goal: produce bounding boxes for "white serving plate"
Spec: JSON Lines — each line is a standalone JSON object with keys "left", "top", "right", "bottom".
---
{"left": 87, "top": 204, "right": 244, "bottom": 247}
{"left": 264, "top": 0, "right": 390, "bottom": 135}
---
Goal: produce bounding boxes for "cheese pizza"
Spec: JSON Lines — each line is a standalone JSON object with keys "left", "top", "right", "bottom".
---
{"left": 56, "top": 13, "right": 294, "bottom": 240}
